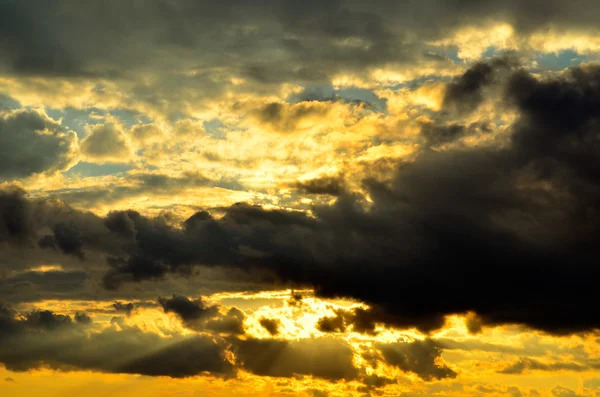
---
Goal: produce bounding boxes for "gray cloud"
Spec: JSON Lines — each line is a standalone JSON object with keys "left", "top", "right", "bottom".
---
{"left": 292, "top": 175, "right": 347, "bottom": 196}
{"left": 375, "top": 339, "right": 457, "bottom": 381}
{"left": 2, "top": 61, "right": 600, "bottom": 336}
{"left": 0, "top": 110, "right": 77, "bottom": 180}
{"left": 158, "top": 294, "right": 245, "bottom": 335}
{"left": 112, "top": 301, "right": 135, "bottom": 316}
{"left": 0, "top": 270, "right": 89, "bottom": 302}
{"left": 0, "top": 304, "right": 233, "bottom": 377}
{"left": 259, "top": 318, "right": 281, "bottom": 336}
{"left": 80, "top": 123, "right": 131, "bottom": 163}
{"left": 499, "top": 357, "right": 600, "bottom": 374}
{"left": 2, "top": 1, "right": 600, "bottom": 81}
{"left": 231, "top": 336, "right": 358, "bottom": 381}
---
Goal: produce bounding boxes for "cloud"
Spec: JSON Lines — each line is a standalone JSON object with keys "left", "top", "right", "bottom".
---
{"left": 498, "top": 357, "right": 599, "bottom": 374}
{"left": 259, "top": 318, "right": 281, "bottom": 336}
{"left": 292, "top": 176, "right": 347, "bottom": 196}
{"left": 113, "top": 301, "right": 135, "bottom": 316}
{"left": 442, "top": 56, "right": 517, "bottom": 114}
{"left": 159, "top": 294, "right": 245, "bottom": 335}
{"left": 38, "top": 171, "right": 241, "bottom": 210}
{"left": 80, "top": 123, "right": 132, "bottom": 163}
{"left": 3, "top": 0, "right": 600, "bottom": 84}
{"left": 2, "top": 61, "right": 600, "bottom": 336}
{"left": 0, "top": 268, "right": 90, "bottom": 303}
{"left": 551, "top": 387, "right": 586, "bottom": 397}
{"left": 317, "top": 306, "right": 445, "bottom": 335}
{"left": 375, "top": 339, "right": 457, "bottom": 381}
{"left": 230, "top": 336, "right": 358, "bottom": 381}
{"left": 0, "top": 110, "right": 77, "bottom": 180}
{"left": 0, "top": 304, "right": 233, "bottom": 377}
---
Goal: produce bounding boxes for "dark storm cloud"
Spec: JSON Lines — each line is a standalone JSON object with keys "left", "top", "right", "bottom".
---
{"left": 0, "top": 304, "right": 233, "bottom": 377}
{"left": 159, "top": 294, "right": 245, "bottom": 335}
{"left": 0, "top": 110, "right": 76, "bottom": 180}
{"left": 2, "top": 61, "right": 600, "bottom": 335}
{"left": 230, "top": 336, "right": 358, "bottom": 381}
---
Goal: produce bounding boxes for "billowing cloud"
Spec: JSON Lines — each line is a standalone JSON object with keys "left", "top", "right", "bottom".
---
{"left": 159, "top": 294, "right": 246, "bottom": 335}
{"left": 80, "top": 123, "right": 132, "bottom": 163}
{"left": 3, "top": 59, "right": 600, "bottom": 337}
{"left": 4, "top": 1, "right": 600, "bottom": 394}
{"left": 0, "top": 110, "right": 77, "bottom": 180}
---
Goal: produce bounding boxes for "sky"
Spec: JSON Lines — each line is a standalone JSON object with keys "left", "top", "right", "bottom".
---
{"left": 1, "top": 1, "right": 600, "bottom": 396}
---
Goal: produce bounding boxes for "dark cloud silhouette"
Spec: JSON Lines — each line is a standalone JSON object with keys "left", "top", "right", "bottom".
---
{"left": 205, "top": 307, "right": 246, "bottom": 335}
{"left": 51, "top": 223, "right": 85, "bottom": 259}
{"left": 292, "top": 176, "right": 347, "bottom": 196}
{"left": 74, "top": 312, "right": 92, "bottom": 324}
{"left": 465, "top": 313, "right": 483, "bottom": 334}
{"left": 259, "top": 318, "right": 281, "bottom": 336}
{"left": 159, "top": 294, "right": 220, "bottom": 323}
{"left": 317, "top": 311, "right": 347, "bottom": 333}
{"left": 24, "top": 309, "right": 73, "bottom": 330}
{"left": 317, "top": 306, "right": 445, "bottom": 335}
{"left": 113, "top": 301, "right": 135, "bottom": 316}
{"left": 375, "top": 339, "right": 457, "bottom": 381}
{"left": 158, "top": 294, "right": 245, "bottom": 335}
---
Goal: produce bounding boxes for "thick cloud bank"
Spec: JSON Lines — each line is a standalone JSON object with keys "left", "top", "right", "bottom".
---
{"left": 1, "top": 62, "right": 600, "bottom": 335}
